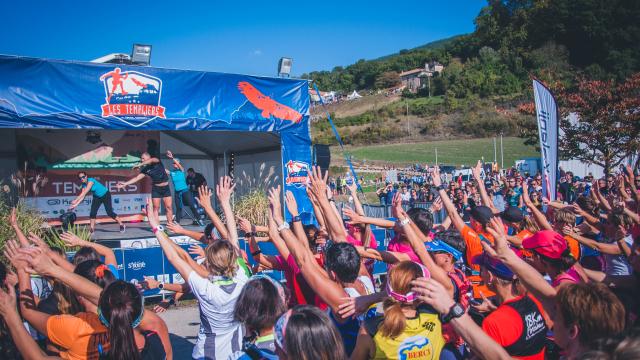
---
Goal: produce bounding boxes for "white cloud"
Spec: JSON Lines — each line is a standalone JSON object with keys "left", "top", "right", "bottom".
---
{"left": 250, "top": 49, "right": 262, "bottom": 56}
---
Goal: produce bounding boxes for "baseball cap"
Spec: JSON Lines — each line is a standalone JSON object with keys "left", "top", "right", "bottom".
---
{"left": 501, "top": 206, "right": 524, "bottom": 223}
{"left": 472, "top": 253, "right": 514, "bottom": 280}
{"left": 522, "top": 230, "right": 567, "bottom": 260}
{"left": 426, "top": 240, "right": 463, "bottom": 261}
{"left": 470, "top": 206, "right": 494, "bottom": 226}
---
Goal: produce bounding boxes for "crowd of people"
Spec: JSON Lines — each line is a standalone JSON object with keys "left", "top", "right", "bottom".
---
{"left": 0, "top": 159, "right": 639, "bottom": 360}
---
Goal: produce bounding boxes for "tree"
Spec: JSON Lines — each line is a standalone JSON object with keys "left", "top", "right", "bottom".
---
{"left": 374, "top": 71, "right": 401, "bottom": 89}
{"left": 519, "top": 73, "right": 640, "bottom": 174}
{"left": 558, "top": 73, "right": 640, "bottom": 173}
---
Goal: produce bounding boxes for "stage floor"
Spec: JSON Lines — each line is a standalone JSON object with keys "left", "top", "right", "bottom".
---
{"left": 91, "top": 220, "right": 204, "bottom": 241}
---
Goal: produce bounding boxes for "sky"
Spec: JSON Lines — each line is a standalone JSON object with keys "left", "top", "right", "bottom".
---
{"left": 0, "top": 0, "right": 486, "bottom": 77}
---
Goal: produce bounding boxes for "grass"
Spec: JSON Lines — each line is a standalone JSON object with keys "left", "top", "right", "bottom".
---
{"left": 337, "top": 137, "right": 539, "bottom": 168}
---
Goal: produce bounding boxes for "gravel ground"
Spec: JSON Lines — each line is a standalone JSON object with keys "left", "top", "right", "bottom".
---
{"left": 157, "top": 305, "right": 200, "bottom": 360}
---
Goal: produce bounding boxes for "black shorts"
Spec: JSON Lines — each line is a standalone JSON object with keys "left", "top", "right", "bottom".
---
{"left": 151, "top": 184, "right": 171, "bottom": 199}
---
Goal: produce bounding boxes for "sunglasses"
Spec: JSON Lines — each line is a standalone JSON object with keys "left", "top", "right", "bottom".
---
{"left": 79, "top": 175, "right": 87, "bottom": 179}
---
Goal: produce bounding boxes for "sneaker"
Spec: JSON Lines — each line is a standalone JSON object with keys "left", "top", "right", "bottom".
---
{"left": 120, "top": 224, "right": 126, "bottom": 233}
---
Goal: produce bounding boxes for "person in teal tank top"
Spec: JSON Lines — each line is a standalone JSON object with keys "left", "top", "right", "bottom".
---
{"left": 70, "top": 171, "right": 126, "bottom": 235}
{"left": 166, "top": 150, "right": 204, "bottom": 226}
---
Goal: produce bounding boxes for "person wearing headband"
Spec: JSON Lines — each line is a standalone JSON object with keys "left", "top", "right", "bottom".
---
{"left": 274, "top": 305, "right": 346, "bottom": 360}
{"left": 350, "top": 261, "right": 445, "bottom": 360}
{"left": 97, "top": 280, "right": 166, "bottom": 360}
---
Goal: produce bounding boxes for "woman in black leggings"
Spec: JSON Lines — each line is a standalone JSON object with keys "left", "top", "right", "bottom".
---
{"left": 70, "top": 172, "right": 125, "bottom": 234}
{"left": 116, "top": 152, "right": 174, "bottom": 224}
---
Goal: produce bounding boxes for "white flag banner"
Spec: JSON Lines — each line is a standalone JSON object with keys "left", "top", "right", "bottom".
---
{"left": 533, "top": 79, "right": 559, "bottom": 201}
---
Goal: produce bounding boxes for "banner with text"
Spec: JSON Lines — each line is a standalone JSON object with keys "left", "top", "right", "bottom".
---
{"left": 533, "top": 79, "right": 559, "bottom": 201}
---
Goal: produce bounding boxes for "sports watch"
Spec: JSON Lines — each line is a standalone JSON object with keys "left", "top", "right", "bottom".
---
{"left": 440, "top": 303, "right": 465, "bottom": 324}
{"left": 436, "top": 184, "right": 447, "bottom": 191}
{"left": 158, "top": 282, "right": 164, "bottom": 290}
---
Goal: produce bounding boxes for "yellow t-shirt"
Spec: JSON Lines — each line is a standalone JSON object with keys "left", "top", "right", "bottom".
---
{"left": 365, "top": 305, "right": 445, "bottom": 360}
{"left": 46, "top": 312, "right": 110, "bottom": 360}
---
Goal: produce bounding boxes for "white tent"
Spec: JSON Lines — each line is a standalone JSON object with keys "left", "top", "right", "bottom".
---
{"left": 347, "top": 90, "right": 362, "bottom": 100}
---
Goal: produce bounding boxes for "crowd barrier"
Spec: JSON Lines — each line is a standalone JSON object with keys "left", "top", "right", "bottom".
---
{"left": 337, "top": 201, "right": 447, "bottom": 224}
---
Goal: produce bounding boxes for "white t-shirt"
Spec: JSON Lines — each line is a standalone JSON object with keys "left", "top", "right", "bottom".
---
{"left": 188, "top": 269, "right": 248, "bottom": 360}
{"left": 604, "top": 235, "right": 634, "bottom": 276}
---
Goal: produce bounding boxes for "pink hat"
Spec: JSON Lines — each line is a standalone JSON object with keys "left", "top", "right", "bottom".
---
{"left": 522, "top": 230, "right": 567, "bottom": 260}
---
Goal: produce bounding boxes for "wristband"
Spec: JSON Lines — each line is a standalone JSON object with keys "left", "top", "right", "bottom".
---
{"left": 277, "top": 222, "right": 290, "bottom": 232}
{"left": 398, "top": 218, "right": 410, "bottom": 227}
{"left": 251, "top": 249, "right": 262, "bottom": 257}
{"left": 291, "top": 215, "right": 301, "bottom": 223}
{"left": 245, "top": 232, "right": 256, "bottom": 237}
{"left": 436, "top": 185, "right": 447, "bottom": 191}
{"left": 152, "top": 225, "right": 165, "bottom": 234}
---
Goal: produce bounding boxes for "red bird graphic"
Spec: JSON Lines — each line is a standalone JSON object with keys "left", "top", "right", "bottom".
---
{"left": 237, "top": 82, "right": 303, "bottom": 123}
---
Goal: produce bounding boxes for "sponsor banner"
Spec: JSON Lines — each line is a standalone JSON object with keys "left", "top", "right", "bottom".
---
{"left": 25, "top": 193, "right": 146, "bottom": 220}
{"left": 532, "top": 79, "right": 559, "bottom": 201}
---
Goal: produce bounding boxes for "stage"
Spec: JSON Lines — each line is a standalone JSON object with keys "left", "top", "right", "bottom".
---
{"left": 91, "top": 220, "right": 203, "bottom": 241}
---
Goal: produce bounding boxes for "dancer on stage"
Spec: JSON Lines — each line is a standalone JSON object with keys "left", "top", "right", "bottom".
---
{"left": 166, "top": 150, "right": 204, "bottom": 226}
{"left": 69, "top": 172, "right": 126, "bottom": 234}
{"left": 117, "top": 152, "right": 174, "bottom": 223}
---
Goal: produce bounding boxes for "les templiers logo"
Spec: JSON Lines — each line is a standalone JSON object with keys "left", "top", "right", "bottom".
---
{"left": 100, "top": 67, "right": 166, "bottom": 127}
{"left": 285, "top": 160, "right": 310, "bottom": 187}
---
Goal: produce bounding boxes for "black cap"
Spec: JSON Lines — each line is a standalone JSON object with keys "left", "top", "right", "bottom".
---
{"left": 501, "top": 206, "right": 524, "bottom": 223}
{"left": 470, "top": 206, "right": 494, "bottom": 226}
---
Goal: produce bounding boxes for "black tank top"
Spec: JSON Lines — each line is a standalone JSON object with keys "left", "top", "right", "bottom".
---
{"left": 141, "top": 162, "right": 168, "bottom": 184}
{"left": 503, "top": 295, "right": 548, "bottom": 357}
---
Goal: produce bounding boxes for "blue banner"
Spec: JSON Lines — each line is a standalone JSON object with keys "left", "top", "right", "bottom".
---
{"left": 0, "top": 55, "right": 314, "bottom": 220}
{"left": 532, "top": 79, "right": 559, "bottom": 201}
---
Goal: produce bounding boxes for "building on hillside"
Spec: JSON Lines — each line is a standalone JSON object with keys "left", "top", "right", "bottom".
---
{"left": 399, "top": 61, "right": 445, "bottom": 93}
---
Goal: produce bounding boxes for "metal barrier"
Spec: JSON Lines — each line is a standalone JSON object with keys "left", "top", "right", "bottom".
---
{"left": 340, "top": 202, "right": 447, "bottom": 224}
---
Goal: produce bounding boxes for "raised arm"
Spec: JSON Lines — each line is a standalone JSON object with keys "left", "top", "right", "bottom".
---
{"left": 196, "top": 185, "right": 229, "bottom": 240}
{"left": 60, "top": 232, "right": 117, "bottom": 267}
{"left": 117, "top": 173, "right": 146, "bottom": 189}
{"left": 346, "top": 180, "right": 365, "bottom": 216}
{"left": 285, "top": 191, "right": 308, "bottom": 249}
{"left": 522, "top": 180, "right": 553, "bottom": 231}
{"left": 392, "top": 193, "right": 453, "bottom": 296}
{"left": 483, "top": 217, "right": 557, "bottom": 314}
{"left": 562, "top": 226, "right": 624, "bottom": 255}
{"left": 166, "top": 150, "right": 184, "bottom": 171}
{"left": 166, "top": 222, "right": 205, "bottom": 242}
{"left": 412, "top": 278, "right": 512, "bottom": 360}
{"left": 239, "top": 216, "right": 284, "bottom": 269}
{"left": 472, "top": 160, "right": 497, "bottom": 213}
{"left": 343, "top": 207, "right": 395, "bottom": 228}
{"left": 216, "top": 176, "right": 239, "bottom": 249}
{"left": 307, "top": 166, "right": 347, "bottom": 242}
{"left": 432, "top": 166, "right": 465, "bottom": 233}
{"left": 268, "top": 186, "right": 348, "bottom": 314}
{"left": 9, "top": 208, "right": 30, "bottom": 247}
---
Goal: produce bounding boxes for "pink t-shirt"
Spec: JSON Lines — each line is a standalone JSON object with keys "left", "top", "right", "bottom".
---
{"left": 272, "top": 254, "right": 327, "bottom": 310}
{"left": 345, "top": 233, "right": 378, "bottom": 248}
{"left": 386, "top": 232, "right": 436, "bottom": 263}
{"left": 551, "top": 266, "right": 583, "bottom": 288}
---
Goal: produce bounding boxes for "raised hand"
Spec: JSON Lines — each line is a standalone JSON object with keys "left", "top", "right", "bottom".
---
{"left": 143, "top": 276, "right": 161, "bottom": 289}
{"left": 391, "top": 192, "right": 404, "bottom": 218}
{"left": 166, "top": 221, "right": 185, "bottom": 234}
{"left": 60, "top": 232, "right": 84, "bottom": 247}
{"left": 16, "top": 246, "right": 55, "bottom": 276}
{"left": 0, "top": 285, "right": 17, "bottom": 318}
{"left": 342, "top": 207, "right": 364, "bottom": 225}
{"left": 471, "top": 160, "right": 483, "bottom": 181}
{"left": 268, "top": 186, "right": 283, "bottom": 222}
{"left": 237, "top": 217, "right": 253, "bottom": 234}
{"left": 145, "top": 197, "right": 160, "bottom": 229}
{"left": 3, "top": 239, "right": 29, "bottom": 272}
{"left": 431, "top": 166, "right": 442, "bottom": 187}
{"left": 196, "top": 185, "right": 214, "bottom": 210}
{"left": 411, "top": 277, "right": 455, "bottom": 315}
{"left": 116, "top": 182, "right": 126, "bottom": 190}
{"left": 285, "top": 191, "right": 299, "bottom": 217}
{"left": 5, "top": 269, "right": 18, "bottom": 288}
{"left": 188, "top": 244, "right": 205, "bottom": 259}
{"left": 472, "top": 291, "right": 498, "bottom": 313}
{"left": 9, "top": 208, "right": 17, "bottom": 227}
{"left": 307, "top": 165, "right": 328, "bottom": 199}
{"left": 216, "top": 176, "right": 235, "bottom": 204}
{"left": 429, "top": 197, "right": 443, "bottom": 213}
{"left": 483, "top": 217, "right": 511, "bottom": 259}
{"left": 346, "top": 179, "right": 358, "bottom": 194}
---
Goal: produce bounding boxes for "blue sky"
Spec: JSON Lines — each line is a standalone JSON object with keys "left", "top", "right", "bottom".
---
{"left": 0, "top": 0, "right": 486, "bottom": 77}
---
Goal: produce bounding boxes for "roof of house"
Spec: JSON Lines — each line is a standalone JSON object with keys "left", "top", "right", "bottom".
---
{"left": 399, "top": 68, "right": 424, "bottom": 77}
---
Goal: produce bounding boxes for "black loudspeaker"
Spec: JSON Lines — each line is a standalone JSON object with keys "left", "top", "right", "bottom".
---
{"left": 313, "top": 144, "right": 331, "bottom": 173}
{"left": 59, "top": 211, "right": 77, "bottom": 230}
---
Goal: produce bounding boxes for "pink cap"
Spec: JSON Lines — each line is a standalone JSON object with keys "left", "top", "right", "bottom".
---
{"left": 522, "top": 230, "right": 567, "bottom": 260}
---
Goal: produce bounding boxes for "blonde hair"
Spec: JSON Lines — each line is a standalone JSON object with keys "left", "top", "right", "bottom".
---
{"left": 380, "top": 261, "right": 423, "bottom": 338}
{"left": 555, "top": 208, "right": 576, "bottom": 225}
{"left": 205, "top": 240, "right": 238, "bottom": 278}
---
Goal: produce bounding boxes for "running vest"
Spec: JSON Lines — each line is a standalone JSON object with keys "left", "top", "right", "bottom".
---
{"left": 364, "top": 305, "right": 445, "bottom": 360}
{"left": 502, "top": 295, "right": 548, "bottom": 357}
{"left": 442, "top": 268, "right": 471, "bottom": 346}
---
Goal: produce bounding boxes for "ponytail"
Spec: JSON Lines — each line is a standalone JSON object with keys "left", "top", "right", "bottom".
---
{"left": 98, "top": 281, "right": 143, "bottom": 360}
{"left": 380, "top": 298, "right": 406, "bottom": 338}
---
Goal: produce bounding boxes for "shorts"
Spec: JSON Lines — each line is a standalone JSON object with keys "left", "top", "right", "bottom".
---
{"left": 152, "top": 184, "right": 171, "bottom": 199}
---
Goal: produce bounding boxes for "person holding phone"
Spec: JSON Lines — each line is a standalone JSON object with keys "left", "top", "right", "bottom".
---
{"left": 70, "top": 172, "right": 125, "bottom": 234}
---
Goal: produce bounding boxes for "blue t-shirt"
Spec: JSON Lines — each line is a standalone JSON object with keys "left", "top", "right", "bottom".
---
{"left": 169, "top": 170, "right": 188, "bottom": 192}
{"left": 84, "top": 178, "right": 108, "bottom": 197}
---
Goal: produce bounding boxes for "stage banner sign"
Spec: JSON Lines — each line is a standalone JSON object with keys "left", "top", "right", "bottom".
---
{"left": 19, "top": 130, "right": 157, "bottom": 220}
{"left": 532, "top": 79, "right": 559, "bottom": 201}
{"left": 0, "top": 55, "right": 313, "bottom": 223}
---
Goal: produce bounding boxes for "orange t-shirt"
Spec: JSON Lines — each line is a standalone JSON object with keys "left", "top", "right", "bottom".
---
{"left": 47, "top": 312, "right": 110, "bottom": 360}
{"left": 564, "top": 235, "right": 581, "bottom": 260}
{"left": 461, "top": 225, "right": 496, "bottom": 298}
